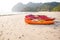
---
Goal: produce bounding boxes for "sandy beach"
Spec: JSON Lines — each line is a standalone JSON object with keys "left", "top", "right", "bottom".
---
{"left": 0, "top": 12, "right": 60, "bottom": 40}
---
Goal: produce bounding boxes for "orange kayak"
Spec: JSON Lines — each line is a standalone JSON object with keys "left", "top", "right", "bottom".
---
{"left": 25, "top": 19, "right": 54, "bottom": 25}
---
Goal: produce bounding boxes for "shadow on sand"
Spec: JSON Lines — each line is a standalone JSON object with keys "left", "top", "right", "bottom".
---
{"left": 54, "top": 21, "right": 60, "bottom": 26}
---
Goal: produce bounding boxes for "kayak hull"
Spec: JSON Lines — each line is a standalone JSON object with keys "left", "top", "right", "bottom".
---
{"left": 25, "top": 19, "right": 54, "bottom": 25}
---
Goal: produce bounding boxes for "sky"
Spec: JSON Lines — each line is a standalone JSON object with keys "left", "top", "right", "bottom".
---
{"left": 0, "top": 0, "right": 60, "bottom": 12}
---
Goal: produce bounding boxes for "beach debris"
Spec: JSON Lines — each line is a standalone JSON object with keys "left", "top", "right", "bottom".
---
{"left": 2, "top": 24, "right": 4, "bottom": 27}
{"left": 22, "top": 35, "right": 24, "bottom": 37}
{"left": 53, "top": 27, "right": 57, "bottom": 29}
{"left": 58, "top": 37, "right": 60, "bottom": 39}
{"left": 18, "top": 34, "right": 24, "bottom": 39}
{"left": 7, "top": 38, "right": 10, "bottom": 40}
{"left": 18, "top": 36, "right": 21, "bottom": 39}
{"left": 33, "top": 29, "right": 35, "bottom": 30}
{"left": 0, "top": 31, "right": 3, "bottom": 37}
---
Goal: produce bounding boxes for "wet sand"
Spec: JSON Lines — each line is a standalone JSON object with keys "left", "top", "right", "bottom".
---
{"left": 0, "top": 12, "right": 60, "bottom": 40}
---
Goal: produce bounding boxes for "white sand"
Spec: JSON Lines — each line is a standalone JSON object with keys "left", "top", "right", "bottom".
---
{"left": 0, "top": 12, "right": 60, "bottom": 40}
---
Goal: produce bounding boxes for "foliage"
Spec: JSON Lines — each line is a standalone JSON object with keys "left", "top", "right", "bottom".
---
{"left": 12, "top": 2, "right": 60, "bottom": 12}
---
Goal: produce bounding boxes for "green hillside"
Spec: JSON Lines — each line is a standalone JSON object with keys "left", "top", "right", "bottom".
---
{"left": 12, "top": 2, "right": 60, "bottom": 12}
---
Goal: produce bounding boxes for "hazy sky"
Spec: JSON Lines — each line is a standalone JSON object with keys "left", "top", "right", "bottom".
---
{"left": 0, "top": 0, "right": 60, "bottom": 12}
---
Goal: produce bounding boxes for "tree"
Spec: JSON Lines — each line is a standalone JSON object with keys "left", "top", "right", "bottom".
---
{"left": 52, "top": 5, "right": 60, "bottom": 11}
